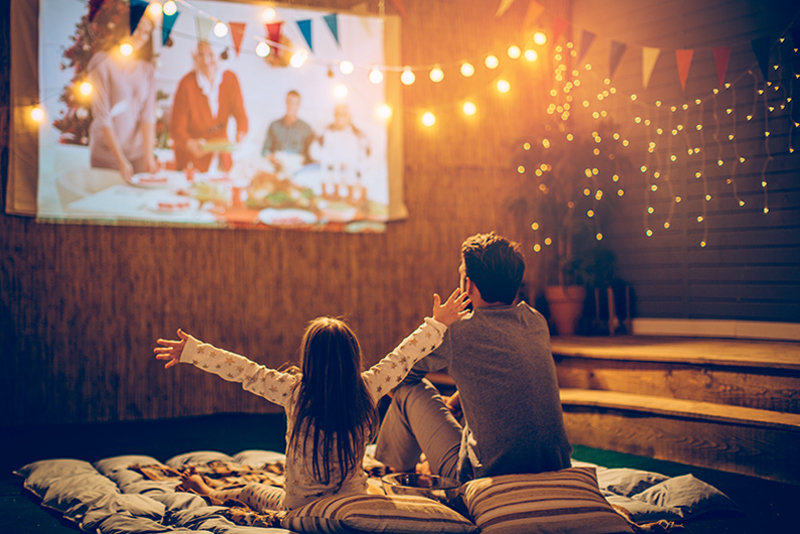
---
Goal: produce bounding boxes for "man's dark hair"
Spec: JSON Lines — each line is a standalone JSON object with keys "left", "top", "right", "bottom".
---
{"left": 461, "top": 232, "right": 525, "bottom": 305}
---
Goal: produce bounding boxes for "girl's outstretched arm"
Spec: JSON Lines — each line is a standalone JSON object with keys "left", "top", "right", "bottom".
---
{"left": 154, "top": 329, "right": 189, "bottom": 368}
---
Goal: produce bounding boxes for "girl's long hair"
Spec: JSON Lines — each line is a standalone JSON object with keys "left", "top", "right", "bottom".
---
{"left": 289, "top": 317, "right": 378, "bottom": 488}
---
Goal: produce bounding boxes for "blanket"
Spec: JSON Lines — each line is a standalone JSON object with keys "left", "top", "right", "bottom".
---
{"left": 14, "top": 449, "right": 738, "bottom": 534}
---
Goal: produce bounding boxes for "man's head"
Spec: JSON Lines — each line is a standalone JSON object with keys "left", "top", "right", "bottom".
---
{"left": 285, "top": 90, "right": 301, "bottom": 119}
{"left": 193, "top": 41, "right": 218, "bottom": 80}
{"left": 459, "top": 232, "right": 525, "bottom": 305}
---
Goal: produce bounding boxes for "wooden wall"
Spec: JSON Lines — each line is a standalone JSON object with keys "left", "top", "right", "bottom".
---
{"left": 571, "top": 0, "right": 800, "bottom": 322}
{"left": 0, "top": 0, "right": 562, "bottom": 426}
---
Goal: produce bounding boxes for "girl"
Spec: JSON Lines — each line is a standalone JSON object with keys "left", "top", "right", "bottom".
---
{"left": 154, "top": 289, "right": 469, "bottom": 512}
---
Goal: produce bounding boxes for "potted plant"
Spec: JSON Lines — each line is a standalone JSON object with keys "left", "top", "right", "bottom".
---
{"left": 506, "top": 119, "right": 629, "bottom": 335}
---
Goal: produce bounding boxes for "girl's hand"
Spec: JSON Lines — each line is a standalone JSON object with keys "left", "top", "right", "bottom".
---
{"left": 432, "top": 288, "right": 471, "bottom": 326}
{"left": 154, "top": 329, "right": 189, "bottom": 369}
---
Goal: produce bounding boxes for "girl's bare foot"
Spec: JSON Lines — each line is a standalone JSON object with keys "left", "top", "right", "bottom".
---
{"left": 177, "top": 472, "right": 214, "bottom": 496}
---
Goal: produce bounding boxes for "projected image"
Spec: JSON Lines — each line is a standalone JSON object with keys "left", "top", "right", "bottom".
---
{"left": 37, "top": 0, "right": 393, "bottom": 231}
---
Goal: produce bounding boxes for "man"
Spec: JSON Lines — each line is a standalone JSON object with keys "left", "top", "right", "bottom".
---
{"left": 375, "top": 232, "right": 572, "bottom": 482}
{"left": 261, "top": 90, "right": 315, "bottom": 166}
{"left": 171, "top": 41, "right": 248, "bottom": 173}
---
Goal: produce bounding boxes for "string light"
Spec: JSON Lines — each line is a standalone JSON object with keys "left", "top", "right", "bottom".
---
{"left": 30, "top": 106, "right": 44, "bottom": 122}
{"left": 148, "top": 2, "right": 162, "bottom": 16}
{"left": 460, "top": 62, "right": 475, "bottom": 77}
{"left": 255, "top": 41, "right": 270, "bottom": 57}
{"left": 463, "top": 101, "right": 477, "bottom": 116}
{"left": 524, "top": 49, "right": 538, "bottom": 62}
{"left": 429, "top": 67, "right": 444, "bottom": 83}
{"left": 262, "top": 6, "right": 277, "bottom": 21}
{"left": 78, "top": 81, "right": 93, "bottom": 96}
{"left": 377, "top": 104, "right": 392, "bottom": 120}
{"left": 119, "top": 43, "right": 133, "bottom": 56}
{"left": 290, "top": 50, "right": 308, "bottom": 68}
{"left": 496, "top": 79, "right": 510, "bottom": 93}
{"left": 400, "top": 68, "right": 416, "bottom": 85}
{"left": 507, "top": 45, "right": 521, "bottom": 59}
{"left": 213, "top": 22, "right": 229, "bottom": 38}
{"left": 163, "top": 1, "right": 177, "bottom": 17}
{"left": 333, "top": 84, "right": 348, "bottom": 98}
{"left": 339, "top": 61, "right": 354, "bottom": 75}
{"left": 421, "top": 112, "right": 436, "bottom": 127}
{"left": 369, "top": 68, "right": 384, "bottom": 84}
{"left": 533, "top": 32, "right": 547, "bottom": 45}
{"left": 485, "top": 55, "right": 499, "bottom": 69}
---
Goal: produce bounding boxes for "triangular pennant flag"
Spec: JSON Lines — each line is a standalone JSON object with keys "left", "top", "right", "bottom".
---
{"left": 523, "top": 1, "right": 544, "bottom": 29}
{"left": 712, "top": 45, "right": 731, "bottom": 89}
{"left": 553, "top": 17, "right": 569, "bottom": 46}
{"left": 351, "top": 3, "right": 373, "bottom": 35}
{"left": 323, "top": 14, "right": 339, "bottom": 46}
{"left": 196, "top": 16, "right": 215, "bottom": 42}
{"left": 750, "top": 37, "right": 771, "bottom": 82}
{"left": 675, "top": 49, "right": 694, "bottom": 91}
{"left": 162, "top": 10, "right": 179, "bottom": 46}
{"left": 495, "top": 0, "right": 516, "bottom": 17}
{"left": 266, "top": 22, "right": 284, "bottom": 57}
{"left": 88, "top": 0, "right": 105, "bottom": 22}
{"left": 297, "top": 19, "right": 313, "bottom": 52}
{"left": 130, "top": 0, "right": 148, "bottom": 35}
{"left": 642, "top": 47, "right": 660, "bottom": 88}
{"left": 609, "top": 40, "right": 627, "bottom": 80}
{"left": 388, "top": 0, "right": 407, "bottom": 18}
{"left": 229, "top": 22, "right": 246, "bottom": 56}
{"left": 578, "top": 29, "right": 595, "bottom": 62}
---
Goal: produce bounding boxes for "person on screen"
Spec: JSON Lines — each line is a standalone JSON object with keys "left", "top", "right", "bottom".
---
{"left": 170, "top": 40, "right": 249, "bottom": 173}
{"left": 312, "top": 103, "right": 371, "bottom": 185}
{"left": 87, "top": 11, "right": 158, "bottom": 182}
{"left": 261, "top": 90, "right": 316, "bottom": 171}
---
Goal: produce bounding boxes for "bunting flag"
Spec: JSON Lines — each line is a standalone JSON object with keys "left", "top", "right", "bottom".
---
{"left": 523, "top": 1, "right": 544, "bottom": 29}
{"left": 609, "top": 40, "right": 627, "bottom": 80}
{"left": 162, "top": 9, "right": 179, "bottom": 46}
{"left": 195, "top": 16, "right": 215, "bottom": 42}
{"left": 297, "top": 19, "right": 313, "bottom": 52}
{"left": 675, "top": 49, "right": 694, "bottom": 91}
{"left": 267, "top": 22, "right": 284, "bottom": 57}
{"left": 642, "top": 46, "right": 660, "bottom": 88}
{"left": 88, "top": 0, "right": 105, "bottom": 22}
{"left": 578, "top": 29, "right": 595, "bottom": 62}
{"left": 751, "top": 36, "right": 771, "bottom": 82}
{"left": 388, "top": 0, "right": 407, "bottom": 18}
{"left": 553, "top": 17, "right": 569, "bottom": 46}
{"left": 130, "top": 0, "right": 148, "bottom": 35}
{"left": 229, "top": 22, "right": 246, "bottom": 56}
{"left": 712, "top": 45, "right": 731, "bottom": 88}
{"left": 495, "top": 0, "right": 516, "bottom": 17}
{"left": 323, "top": 14, "right": 339, "bottom": 46}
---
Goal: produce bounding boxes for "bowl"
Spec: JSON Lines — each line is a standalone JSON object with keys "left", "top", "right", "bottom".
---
{"left": 381, "top": 473, "right": 461, "bottom": 504}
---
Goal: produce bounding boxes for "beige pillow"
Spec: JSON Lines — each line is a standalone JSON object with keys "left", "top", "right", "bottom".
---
{"left": 281, "top": 492, "right": 479, "bottom": 534}
{"left": 462, "top": 467, "right": 633, "bottom": 534}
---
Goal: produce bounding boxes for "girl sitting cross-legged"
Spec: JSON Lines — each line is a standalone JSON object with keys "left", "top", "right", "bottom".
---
{"left": 153, "top": 289, "right": 470, "bottom": 512}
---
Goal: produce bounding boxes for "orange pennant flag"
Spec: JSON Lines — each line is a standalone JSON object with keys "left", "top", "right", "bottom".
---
{"left": 229, "top": 22, "right": 246, "bottom": 57}
{"left": 675, "top": 49, "right": 694, "bottom": 91}
{"left": 496, "top": 0, "right": 516, "bottom": 17}
{"left": 523, "top": 1, "right": 544, "bottom": 29}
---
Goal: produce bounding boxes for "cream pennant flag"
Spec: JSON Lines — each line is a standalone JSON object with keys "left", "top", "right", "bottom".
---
{"left": 642, "top": 47, "right": 660, "bottom": 88}
{"left": 495, "top": 0, "right": 516, "bottom": 17}
{"left": 195, "top": 16, "right": 215, "bottom": 42}
{"left": 351, "top": 3, "right": 373, "bottom": 36}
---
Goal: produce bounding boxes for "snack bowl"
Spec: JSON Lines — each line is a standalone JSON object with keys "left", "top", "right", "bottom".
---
{"left": 381, "top": 473, "right": 461, "bottom": 504}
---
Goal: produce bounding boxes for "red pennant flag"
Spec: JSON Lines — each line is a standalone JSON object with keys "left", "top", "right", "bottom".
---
{"left": 712, "top": 45, "right": 731, "bottom": 88}
{"left": 609, "top": 40, "right": 627, "bottom": 80}
{"left": 388, "top": 0, "right": 407, "bottom": 18}
{"left": 552, "top": 17, "right": 569, "bottom": 46}
{"left": 229, "top": 22, "right": 246, "bottom": 57}
{"left": 675, "top": 49, "right": 694, "bottom": 91}
{"left": 88, "top": 0, "right": 105, "bottom": 22}
{"left": 267, "top": 22, "right": 284, "bottom": 57}
{"left": 750, "top": 37, "right": 771, "bottom": 82}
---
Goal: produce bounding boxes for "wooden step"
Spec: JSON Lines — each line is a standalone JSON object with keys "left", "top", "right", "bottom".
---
{"left": 559, "top": 388, "right": 800, "bottom": 485}
{"left": 552, "top": 335, "right": 800, "bottom": 413}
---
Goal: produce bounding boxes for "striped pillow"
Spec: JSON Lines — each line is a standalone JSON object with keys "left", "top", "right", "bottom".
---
{"left": 462, "top": 467, "right": 633, "bottom": 534}
{"left": 281, "top": 493, "right": 479, "bottom": 534}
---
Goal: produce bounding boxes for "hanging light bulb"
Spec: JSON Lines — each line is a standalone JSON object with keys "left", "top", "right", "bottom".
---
{"left": 119, "top": 43, "right": 133, "bottom": 56}
{"left": 290, "top": 50, "right": 308, "bottom": 68}
{"left": 400, "top": 67, "right": 416, "bottom": 85}
{"left": 214, "top": 22, "right": 228, "bottom": 38}
{"left": 533, "top": 32, "right": 547, "bottom": 45}
{"left": 485, "top": 55, "right": 499, "bottom": 69}
{"left": 30, "top": 106, "right": 44, "bottom": 122}
{"left": 262, "top": 7, "right": 277, "bottom": 22}
{"left": 163, "top": 1, "right": 177, "bottom": 16}
{"left": 148, "top": 2, "right": 162, "bottom": 17}
{"left": 524, "top": 49, "right": 538, "bottom": 62}
{"left": 421, "top": 112, "right": 436, "bottom": 127}
{"left": 496, "top": 79, "right": 510, "bottom": 93}
{"left": 333, "top": 84, "right": 348, "bottom": 98}
{"left": 460, "top": 62, "right": 475, "bottom": 77}
{"left": 377, "top": 104, "right": 392, "bottom": 120}
{"left": 429, "top": 66, "right": 444, "bottom": 83}
{"left": 339, "top": 60, "right": 354, "bottom": 75}
{"left": 255, "top": 41, "right": 270, "bottom": 57}
{"left": 79, "top": 81, "right": 93, "bottom": 96}
{"left": 369, "top": 68, "right": 385, "bottom": 84}
{"left": 507, "top": 45, "right": 521, "bottom": 59}
{"left": 463, "top": 101, "right": 477, "bottom": 116}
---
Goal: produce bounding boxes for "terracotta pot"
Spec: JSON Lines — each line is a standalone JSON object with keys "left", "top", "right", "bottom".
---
{"left": 544, "top": 285, "right": 587, "bottom": 335}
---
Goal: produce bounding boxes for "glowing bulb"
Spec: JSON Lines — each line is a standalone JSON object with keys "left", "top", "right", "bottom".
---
{"left": 255, "top": 42, "right": 270, "bottom": 57}
{"left": 631, "top": 94, "right": 637, "bottom": 101}
{"left": 587, "top": 210, "right": 595, "bottom": 217}
{"left": 369, "top": 68, "right": 384, "bottom": 84}
{"left": 617, "top": 189, "right": 624, "bottom": 196}
{"left": 517, "top": 165, "right": 525, "bottom": 174}
{"left": 421, "top": 112, "right": 436, "bottom": 127}
{"left": 532, "top": 222, "right": 539, "bottom": 230}
{"left": 214, "top": 22, "right": 228, "bottom": 38}
{"left": 429, "top": 67, "right": 444, "bottom": 83}
{"left": 485, "top": 55, "right": 499, "bottom": 69}
{"left": 507, "top": 45, "right": 521, "bottom": 59}
{"left": 700, "top": 240, "right": 707, "bottom": 248}
{"left": 523, "top": 142, "right": 531, "bottom": 150}
{"left": 290, "top": 50, "right": 308, "bottom": 68}
{"left": 400, "top": 68, "right": 416, "bottom": 85}
{"left": 377, "top": 104, "right": 392, "bottom": 120}
{"left": 460, "top": 62, "right": 475, "bottom": 77}
{"left": 163, "top": 1, "right": 177, "bottom": 16}
{"left": 524, "top": 49, "right": 538, "bottom": 62}
{"left": 533, "top": 244, "right": 542, "bottom": 252}
{"left": 533, "top": 32, "right": 547, "bottom": 45}
{"left": 596, "top": 233, "right": 604, "bottom": 241}
{"left": 463, "top": 101, "right": 477, "bottom": 116}
{"left": 119, "top": 43, "right": 133, "bottom": 56}
{"left": 148, "top": 2, "right": 162, "bottom": 17}
{"left": 648, "top": 207, "right": 655, "bottom": 214}
{"left": 339, "top": 61, "right": 354, "bottom": 75}
{"left": 585, "top": 63, "right": 592, "bottom": 70}
{"left": 79, "top": 81, "right": 93, "bottom": 96}
{"left": 333, "top": 84, "right": 348, "bottom": 98}
{"left": 664, "top": 222, "right": 671, "bottom": 229}
{"left": 646, "top": 230, "right": 653, "bottom": 237}
{"left": 262, "top": 7, "right": 277, "bottom": 21}
{"left": 30, "top": 106, "right": 44, "bottom": 122}
{"left": 496, "top": 79, "right": 510, "bottom": 93}
{"left": 544, "top": 237, "right": 553, "bottom": 246}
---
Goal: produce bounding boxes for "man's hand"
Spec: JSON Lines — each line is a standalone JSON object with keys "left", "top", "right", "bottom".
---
{"left": 154, "top": 329, "right": 189, "bottom": 369}
{"left": 443, "top": 391, "right": 462, "bottom": 420}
